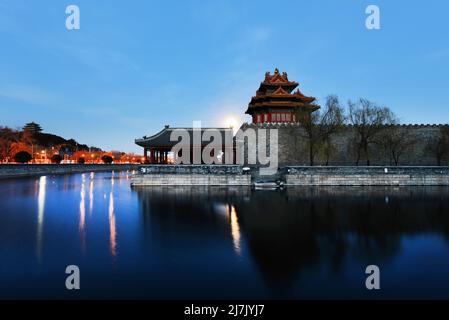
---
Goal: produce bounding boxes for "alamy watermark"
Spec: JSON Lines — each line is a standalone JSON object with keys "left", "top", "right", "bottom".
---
{"left": 365, "top": 5, "right": 381, "bottom": 30}
{"left": 365, "top": 265, "right": 380, "bottom": 290}
{"left": 65, "top": 265, "right": 80, "bottom": 290}
{"left": 66, "top": 5, "right": 80, "bottom": 30}
{"left": 167, "top": 121, "right": 278, "bottom": 175}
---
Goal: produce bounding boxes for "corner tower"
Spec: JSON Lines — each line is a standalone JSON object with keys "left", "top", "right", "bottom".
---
{"left": 245, "top": 68, "right": 320, "bottom": 124}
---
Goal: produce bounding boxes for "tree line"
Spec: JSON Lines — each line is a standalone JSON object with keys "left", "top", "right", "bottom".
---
{"left": 294, "top": 95, "right": 449, "bottom": 166}
{"left": 0, "top": 124, "right": 103, "bottom": 163}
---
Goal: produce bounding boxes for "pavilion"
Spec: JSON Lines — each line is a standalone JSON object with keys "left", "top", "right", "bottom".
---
{"left": 135, "top": 126, "right": 234, "bottom": 164}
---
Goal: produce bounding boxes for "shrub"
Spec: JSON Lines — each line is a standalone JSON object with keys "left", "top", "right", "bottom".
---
{"left": 14, "top": 151, "right": 32, "bottom": 163}
{"left": 51, "top": 154, "right": 63, "bottom": 164}
{"left": 101, "top": 155, "right": 113, "bottom": 164}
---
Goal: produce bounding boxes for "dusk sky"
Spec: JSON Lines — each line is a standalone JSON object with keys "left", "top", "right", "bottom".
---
{"left": 1, "top": 0, "right": 449, "bottom": 152}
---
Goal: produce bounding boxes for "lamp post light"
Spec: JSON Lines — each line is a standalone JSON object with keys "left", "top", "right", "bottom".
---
{"left": 40, "top": 150, "right": 47, "bottom": 164}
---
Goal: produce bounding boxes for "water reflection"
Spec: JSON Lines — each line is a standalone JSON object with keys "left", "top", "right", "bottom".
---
{"left": 109, "top": 173, "right": 117, "bottom": 257}
{"left": 133, "top": 186, "right": 449, "bottom": 297}
{"left": 4, "top": 173, "right": 449, "bottom": 299}
{"left": 89, "top": 172, "right": 94, "bottom": 215}
{"left": 36, "top": 176, "right": 46, "bottom": 261}
{"left": 79, "top": 174, "right": 86, "bottom": 251}
{"left": 228, "top": 205, "right": 241, "bottom": 256}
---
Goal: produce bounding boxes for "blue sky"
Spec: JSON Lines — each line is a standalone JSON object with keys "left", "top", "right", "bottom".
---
{"left": 1, "top": 0, "right": 448, "bottom": 152}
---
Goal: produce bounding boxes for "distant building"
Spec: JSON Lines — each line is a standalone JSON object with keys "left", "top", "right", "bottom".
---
{"left": 23, "top": 122, "right": 43, "bottom": 135}
{"left": 245, "top": 68, "right": 320, "bottom": 124}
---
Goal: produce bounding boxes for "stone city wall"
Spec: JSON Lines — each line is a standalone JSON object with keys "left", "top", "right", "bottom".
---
{"left": 284, "top": 166, "right": 449, "bottom": 186}
{"left": 239, "top": 123, "right": 449, "bottom": 167}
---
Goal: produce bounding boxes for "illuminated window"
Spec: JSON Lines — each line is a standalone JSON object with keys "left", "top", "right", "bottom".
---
{"left": 276, "top": 114, "right": 281, "bottom": 121}
{"left": 286, "top": 113, "right": 291, "bottom": 121}
{"left": 264, "top": 114, "right": 268, "bottom": 122}
{"left": 257, "top": 115, "right": 261, "bottom": 123}
{"left": 281, "top": 113, "right": 286, "bottom": 121}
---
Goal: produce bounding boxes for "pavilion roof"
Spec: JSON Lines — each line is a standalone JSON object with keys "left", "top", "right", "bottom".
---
{"left": 135, "top": 126, "right": 234, "bottom": 148}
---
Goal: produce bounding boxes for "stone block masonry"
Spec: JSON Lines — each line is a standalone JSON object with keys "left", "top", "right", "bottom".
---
{"left": 131, "top": 174, "right": 250, "bottom": 186}
{"left": 240, "top": 123, "right": 449, "bottom": 166}
{"left": 131, "top": 165, "right": 251, "bottom": 186}
{"left": 284, "top": 166, "right": 449, "bottom": 186}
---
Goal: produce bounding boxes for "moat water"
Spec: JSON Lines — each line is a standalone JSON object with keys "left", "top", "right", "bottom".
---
{"left": 1, "top": 171, "right": 449, "bottom": 299}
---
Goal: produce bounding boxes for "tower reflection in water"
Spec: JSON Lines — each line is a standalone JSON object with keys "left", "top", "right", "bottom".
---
{"left": 133, "top": 186, "right": 449, "bottom": 297}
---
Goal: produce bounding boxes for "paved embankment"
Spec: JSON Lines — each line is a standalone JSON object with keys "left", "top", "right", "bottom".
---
{"left": 0, "top": 164, "right": 140, "bottom": 179}
{"left": 131, "top": 165, "right": 251, "bottom": 186}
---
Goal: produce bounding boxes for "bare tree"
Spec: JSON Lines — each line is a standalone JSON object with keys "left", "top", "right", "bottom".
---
{"left": 319, "top": 137, "right": 339, "bottom": 166}
{"left": 376, "top": 126, "right": 418, "bottom": 166}
{"left": 349, "top": 99, "right": 397, "bottom": 166}
{"left": 318, "top": 95, "right": 345, "bottom": 165}
{"left": 425, "top": 126, "right": 449, "bottom": 166}
{"left": 296, "top": 95, "right": 345, "bottom": 166}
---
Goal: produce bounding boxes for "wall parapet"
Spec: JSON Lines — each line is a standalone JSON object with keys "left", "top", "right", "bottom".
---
{"left": 283, "top": 166, "right": 449, "bottom": 186}
{"left": 283, "top": 166, "right": 449, "bottom": 175}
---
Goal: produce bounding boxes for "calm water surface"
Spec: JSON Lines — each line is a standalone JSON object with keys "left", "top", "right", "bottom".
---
{"left": 1, "top": 171, "right": 449, "bottom": 299}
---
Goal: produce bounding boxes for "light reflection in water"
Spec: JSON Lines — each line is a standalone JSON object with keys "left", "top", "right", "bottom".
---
{"left": 36, "top": 176, "right": 47, "bottom": 261}
{"left": 109, "top": 173, "right": 117, "bottom": 257}
{"left": 79, "top": 174, "right": 86, "bottom": 231}
{"left": 79, "top": 174, "right": 86, "bottom": 251}
{"left": 89, "top": 172, "right": 94, "bottom": 215}
{"left": 228, "top": 204, "right": 241, "bottom": 256}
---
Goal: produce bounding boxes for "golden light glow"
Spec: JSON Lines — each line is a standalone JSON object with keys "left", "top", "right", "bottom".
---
{"left": 228, "top": 205, "right": 241, "bottom": 256}
{"left": 224, "top": 116, "right": 239, "bottom": 129}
